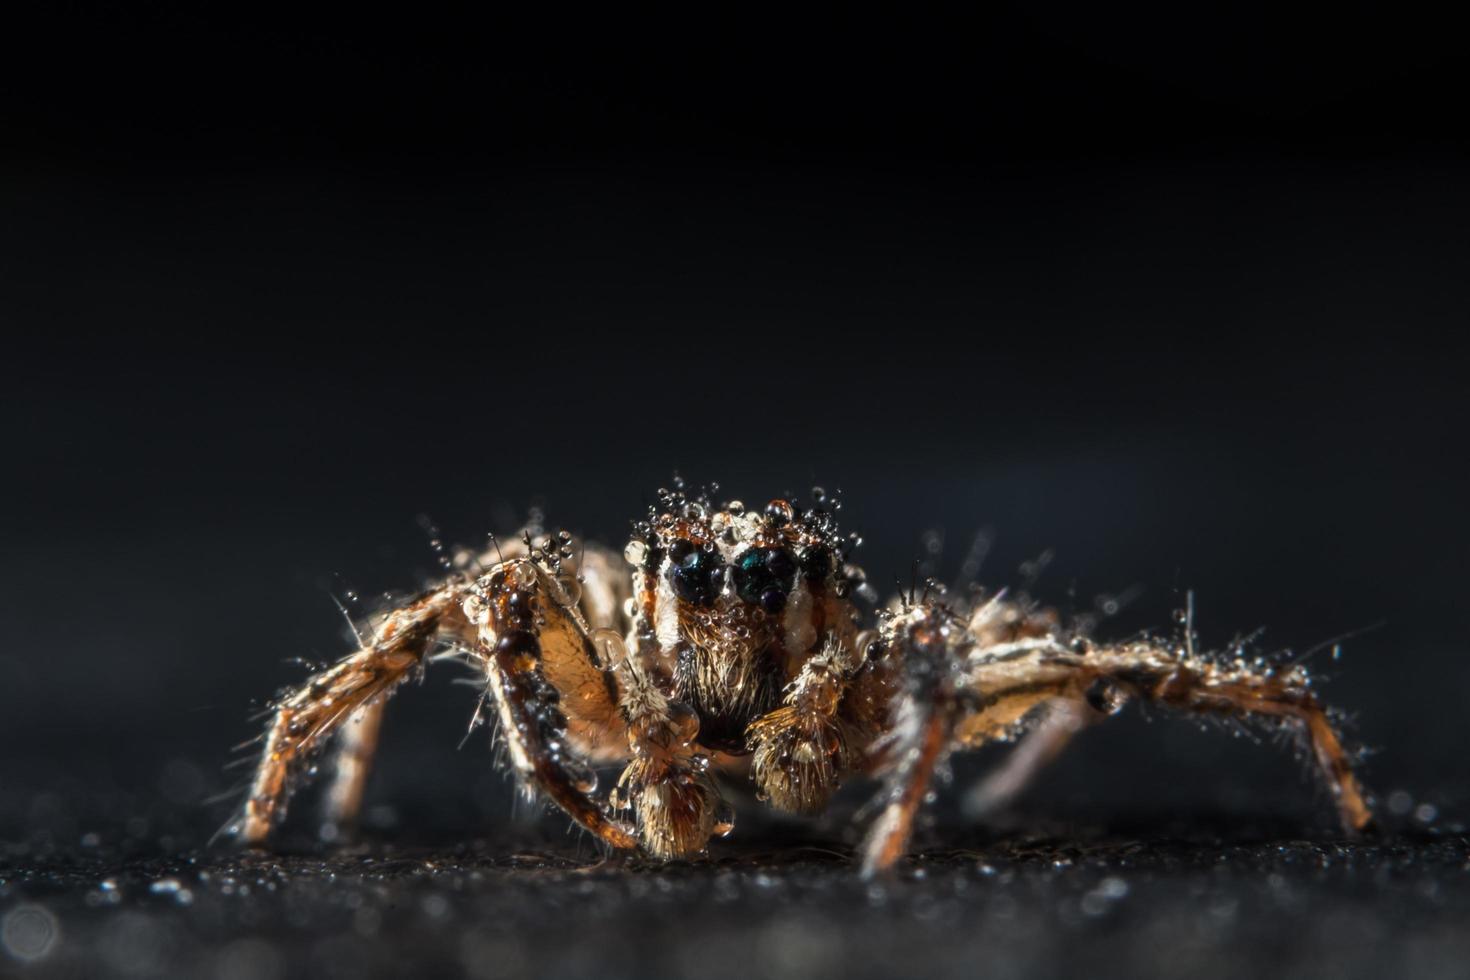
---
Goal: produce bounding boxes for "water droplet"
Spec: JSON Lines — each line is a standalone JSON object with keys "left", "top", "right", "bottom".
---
{"left": 624, "top": 540, "right": 648, "bottom": 566}
{"left": 148, "top": 878, "right": 194, "bottom": 906}
{"left": 590, "top": 628, "right": 627, "bottom": 669}
{"left": 1387, "top": 789, "right": 1414, "bottom": 816}
{"left": 1, "top": 904, "right": 59, "bottom": 962}
{"left": 713, "top": 800, "right": 736, "bottom": 837}
{"left": 667, "top": 702, "right": 700, "bottom": 744}
{"left": 564, "top": 758, "right": 598, "bottom": 794}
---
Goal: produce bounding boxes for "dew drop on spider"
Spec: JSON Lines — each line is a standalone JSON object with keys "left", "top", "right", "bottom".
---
{"left": 668, "top": 702, "right": 700, "bottom": 744}
{"left": 564, "top": 758, "right": 598, "bottom": 794}
{"left": 713, "top": 800, "right": 736, "bottom": 838}
{"left": 590, "top": 628, "right": 627, "bottom": 669}
{"left": 624, "top": 539, "right": 647, "bottom": 566}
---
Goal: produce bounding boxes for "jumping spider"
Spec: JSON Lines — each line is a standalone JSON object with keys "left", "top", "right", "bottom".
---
{"left": 233, "top": 484, "right": 1374, "bottom": 873}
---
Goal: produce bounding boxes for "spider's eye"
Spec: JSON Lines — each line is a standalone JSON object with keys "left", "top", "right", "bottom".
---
{"left": 667, "top": 542, "right": 723, "bottom": 606}
{"left": 799, "top": 547, "right": 832, "bottom": 583}
{"left": 733, "top": 547, "right": 798, "bottom": 613}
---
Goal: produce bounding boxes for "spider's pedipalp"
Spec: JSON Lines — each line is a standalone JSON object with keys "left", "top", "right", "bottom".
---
{"left": 747, "top": 637, "right": 856, "bottom": 815}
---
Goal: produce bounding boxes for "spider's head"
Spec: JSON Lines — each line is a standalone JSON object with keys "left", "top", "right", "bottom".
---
{"left": 625, "top": 484, "right": 859, "bottom": 745}
{"left": 628, "top": 484, "right": 858, "bottom": 659}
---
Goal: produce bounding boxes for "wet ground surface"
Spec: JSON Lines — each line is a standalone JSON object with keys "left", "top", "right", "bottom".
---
{"left": 3, "top": 815, "right": 1468, "bottom": 980}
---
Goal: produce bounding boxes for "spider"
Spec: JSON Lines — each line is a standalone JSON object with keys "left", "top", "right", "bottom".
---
{"left": 231, "top": 482, "right": 1374, "bottom": 874}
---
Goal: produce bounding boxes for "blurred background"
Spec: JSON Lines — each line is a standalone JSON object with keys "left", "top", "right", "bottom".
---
{"left": 2, "top": 5, "right": 1467, "bottom": 854}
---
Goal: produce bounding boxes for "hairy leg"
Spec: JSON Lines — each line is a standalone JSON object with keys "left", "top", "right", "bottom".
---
{"left": 322, "top": 699, "right": 387, "bottom": 834}
{"left": 243, "top": 536, "right": 636, "bottom": 847}
{"left": 241, "top": 585, "right": 468, "bottom": 843}
{"left": 468, "top": 556, "right": 638, "bottom": 850}
{"left": 860, "top": 601, "right": 1373, "bottom": 874}
{"left": 956, "top": 640, "right": 1372, "bottom": 830}
{"left": 962, "top": 699, "right": 1093, "bottom": 818}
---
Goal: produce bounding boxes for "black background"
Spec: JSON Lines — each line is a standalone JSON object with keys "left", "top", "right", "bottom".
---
{"left": 2, "top": 4, "right": 1468, "bottom": 976}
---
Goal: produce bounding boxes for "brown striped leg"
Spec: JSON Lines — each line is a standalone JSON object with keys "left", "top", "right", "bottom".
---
{"left": 321, "top": 699, "right": 387, "bottom": 836}
{"left": 957, "top": 641, "right": 1374, "bottom": 835}
{"left": 859, "top": 604, "right": 1373, "bottom": 875}
{"left": 471, "top": 558, "right": 638, "bottom": 851}
{"left": 860, "top": 700, "right": 955, "bottom": 876}
{"left": 961, "top": 699, "right": 1093, "bottom": 818}
{"left": 858, "top": 611, "right": 965, "bottom": 876}
{"left": 241, "top": 585, "right": 466, "bottom": 844}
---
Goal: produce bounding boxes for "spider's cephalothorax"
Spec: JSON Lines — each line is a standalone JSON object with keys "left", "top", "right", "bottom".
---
{"left": 232, "top": 483, "right": 1377, "bottom": 874}
{"left": 630, "top": 492, "right": 860, "bottom": 754}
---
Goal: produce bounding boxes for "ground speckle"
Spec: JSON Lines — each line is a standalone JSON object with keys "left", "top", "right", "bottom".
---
{"left": 3, "top": 818, "right": 1467, "bottom": 979}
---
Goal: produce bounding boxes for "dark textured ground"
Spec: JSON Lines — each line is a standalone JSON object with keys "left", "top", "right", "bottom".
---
{"left": 4, "top": 790, "right": 1468, "bottom": 979}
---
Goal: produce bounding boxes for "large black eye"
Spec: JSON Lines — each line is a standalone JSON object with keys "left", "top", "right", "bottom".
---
{"left": 799, "top": 546, "right": 832, "bottom": 583}
{"left": 733, "top": 547, "right": 798, "bottom": 612}
{"left": 667, "top": 543, "right": 723, "bottom": 606}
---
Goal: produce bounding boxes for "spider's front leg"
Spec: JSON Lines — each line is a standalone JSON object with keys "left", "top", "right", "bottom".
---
{"left": 857, "top": 607, "right": 973, "bottom": 874}
{"left": 859, "top": 598, "right": 1375, "bottom": 875}
{"left": 466, "top": 557, "right": 639, "bottom": 851}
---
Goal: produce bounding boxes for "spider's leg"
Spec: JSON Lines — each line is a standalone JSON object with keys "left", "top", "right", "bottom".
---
{"left": 471, "top": 557, "right": 638, "bottom": 851}
{"left": 859, "top": 599, "right": 1374, "bottom": 874}
{"left": 955, "top": 640, "right": 1373, "bottom": 833}
{"left": 321, "top": 698, "right": 387, "bottom": 835}
{"left": 961, "top": 699, "right": 1094, "bottom": 818}
{"left": 241, "top": 584, "right": 468, "bottom": 844}
{"left": 856, "top": 606, "right": 973, "bottom": 876}
{"left": 860, "top": 689, "right": 956, "bottom": 876}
